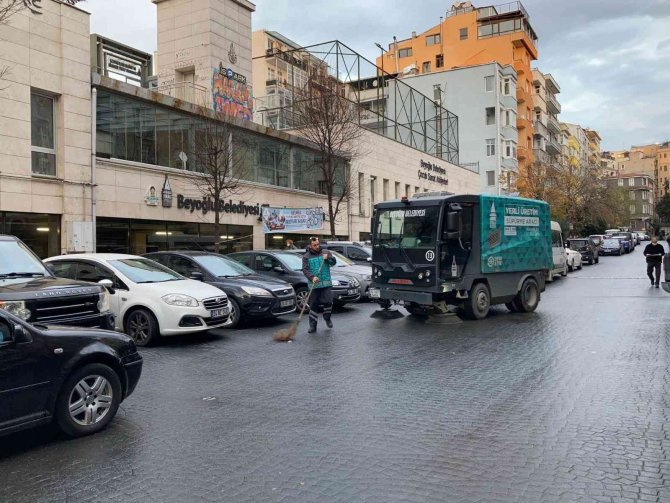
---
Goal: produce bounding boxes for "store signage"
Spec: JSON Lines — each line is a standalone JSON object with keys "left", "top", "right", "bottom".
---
{"left": 418, "top": 159, "right": 448, "bottom": 186}
{"left": 217, "top": 62, "right": 247, "bottom": 85}
{"left": 144, "top": 186, "right": 159, "bottom": 206}
{"left": 261, "top": 207, "right": 324, "bottom": 234}
{"left": 161, "top": 176, "right": 173, "bottom": 208}
{"left": 176, "top": 195, "right": 262, "bottom": 217}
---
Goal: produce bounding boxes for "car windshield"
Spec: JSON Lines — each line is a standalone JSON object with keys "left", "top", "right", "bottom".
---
{"left": 328, "top": 250, "right": 354, "bottom": 267}
{"left": 569, "top": 240, "right": 589, "bottom": 249}
{"left": 193, "top": 254, "right": 254, "bottom": 277}
{"left": 0, "top": 241, "right": 49, "bottom": 276}
{"left": 110, "top": 258, "right": 183, "bottom": 283}
{"left": 375, "top": 207, "right": 439, "bottom": 248}
{"left": 603, "top": 240, "right": 620, "bottom": 246}
{"left": 274, "top": 252, "right": 304, "bottom": 271}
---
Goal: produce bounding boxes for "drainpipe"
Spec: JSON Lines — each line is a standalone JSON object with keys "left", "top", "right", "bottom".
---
{"left": 91, "top": 87, "right": 97, "bottom": 252}
{"left": 495, "top": 66, "right": 502, "bottom": 195}
{"left": 393, "top": 36, "right": 399, "bottom": 74}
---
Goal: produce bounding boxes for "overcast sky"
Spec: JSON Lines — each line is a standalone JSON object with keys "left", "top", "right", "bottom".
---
{"left": 86, "top": 0, "right": 670, "bottom": 151}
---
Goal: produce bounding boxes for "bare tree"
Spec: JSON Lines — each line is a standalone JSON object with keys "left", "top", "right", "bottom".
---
{"left": 187, "top": 119, "right": 253, "bottom": 254}
{"left": 291, "top": 69, "right": 361, "bottom": 238}
{"left": 0, "top": 0, "right": 30, "bottom": 86}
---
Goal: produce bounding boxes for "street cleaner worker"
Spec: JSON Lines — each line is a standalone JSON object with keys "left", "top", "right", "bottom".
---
{"left": 302, "top": 236, "right": 337, "bottom": 333}
{"left": 643, "top": 235, "right": 665, "bottom": 288}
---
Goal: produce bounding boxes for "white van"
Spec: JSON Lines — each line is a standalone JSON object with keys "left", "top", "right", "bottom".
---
{"left": 547, "top": 221, "right": 567, "bottom": 282}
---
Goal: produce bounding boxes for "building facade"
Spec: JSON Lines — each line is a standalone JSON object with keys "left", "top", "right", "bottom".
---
{"left": 377, "top": 1, "right": 539, "bottom": 178}
{"left": 606, "top": 174, "right": 654, "bottom": 231}
{"left": 531, "top": 69, "right": 561, "bottom": 170}
{"left": 657, "top": 142, "right": 670, "bottom": 198}
{"left": 395, "top": 62, "right": 518, "bottom": 194}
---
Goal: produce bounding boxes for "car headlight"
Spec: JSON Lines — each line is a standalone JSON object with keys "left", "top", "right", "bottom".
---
{"left": 331, "top": 279, "right": 341, "bottom": 286}
{"left": 162, "top": 294, "right": 199, "bottom": 307}
{"left": 98, "top": 290, "right": 111, "bottom": 313}
{"left": 0, "top": 300, "right": 31, "bottom": 321}
{"left": 241, "top": 286, "right": 272, "bottom": 296}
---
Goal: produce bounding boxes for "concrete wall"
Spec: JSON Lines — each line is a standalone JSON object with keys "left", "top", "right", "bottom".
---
{"left": 0, "top": 0, "right": 92, "bottom": 252}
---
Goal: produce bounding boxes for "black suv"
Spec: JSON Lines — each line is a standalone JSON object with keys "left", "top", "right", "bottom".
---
{"left": 567, "top": 238, "right": 599, "bottom": 265}
{"left": 144, "top": 251, "right": 296, "bottom": 328}
{"left": 321, "top": 242, "right": 372, "bottom": 264}
{"left": 0, "top": 309, "right": 142, "bottom": 438}
{"left": 0, "top": 235, "right": 115, "bottom": 329}
{"left": 228, "top": 250, "right": 361, "bottom": 311}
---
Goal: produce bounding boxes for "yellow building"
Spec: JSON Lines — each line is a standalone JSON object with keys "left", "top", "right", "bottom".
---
{"left": 376, "top": 0, "right": 539, "bottom": 176}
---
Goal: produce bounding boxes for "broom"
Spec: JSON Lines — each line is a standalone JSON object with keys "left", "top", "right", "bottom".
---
{"left": 273, "top": 259, "right": 326, "bottom": 342}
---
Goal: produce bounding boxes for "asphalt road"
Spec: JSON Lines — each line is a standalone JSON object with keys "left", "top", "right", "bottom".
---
{"left": 1, "top": 245, "right": 669, "bottom": 503}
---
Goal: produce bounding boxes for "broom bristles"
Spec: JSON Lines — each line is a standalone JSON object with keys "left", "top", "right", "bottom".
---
{"left": 273, "top": 322, "right": 298, "bottom": 342}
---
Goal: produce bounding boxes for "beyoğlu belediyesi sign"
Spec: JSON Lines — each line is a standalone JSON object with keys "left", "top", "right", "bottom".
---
{"left": 176, "top": 195, "right": 262, "bottom": 217}
{"left": 418, "top": 159, "right": 448, "bottom": 186}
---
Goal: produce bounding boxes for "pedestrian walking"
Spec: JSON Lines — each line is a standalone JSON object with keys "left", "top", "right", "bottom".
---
{"left": 643, "top": 236, "right": 665, "bottom": 288}
{"left": 302, "top": 237, "right": 336, "bottom": 333}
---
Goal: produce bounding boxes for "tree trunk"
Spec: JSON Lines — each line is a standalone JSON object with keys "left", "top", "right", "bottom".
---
{"left": 329, "top": 200, "right": 336, "bottom": 239}
{"left": 214, "top": 207, "right": 221, "bottom": 254}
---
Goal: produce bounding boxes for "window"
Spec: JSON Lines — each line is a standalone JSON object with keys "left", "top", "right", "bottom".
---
{"left": 50, "top": 261, "right": 78, "bottom": 280}
{"left": 534, "top": 84, "right": 541, "bottom": 94}
{"left": 256, "top": 254, "right": 282, "bottom": 272}
{"left": 484, "top": 75, "right": 494, "bottom": 92}
{"left": 395, "top": 181, "right": 401, "bottom": 199}
{"left": 167, "top": 256, "right": 199, "bottom": 277}
{"left": 436, "top": 54, "right": 444, "bottom": 68}
{"left": 642, "top": 191, "right": 648, "bottom": 201}
{"left": 485, "top": 107, "right": 495, "bottom": 125}
{"left": 414, "top": 186, "right": 420, "bottom": 195}
{"left": 426, "top": 34, "right": 440, "bottom": 46}
{"left": 630, "top": 205, "right": 636, "bottom": 214}
{"left": 422, "top": 61, "right": 431, "bottom": 73}
{"left": 502, "top": 78, "right": 512, "bottom": 96}
{"left": 486, "top": 138, "right": 495, "bottom": 156}
{"left": 31, "top": 92, "right": 56, "bottom": 176}
{"left": 503, "top": 109, "right": 515, "bottom": 127}
{"left": 232, "top": 253, "right": 254, "bottom": 269}
{"left": 629, "top": 191, "right": 635, "bottom": 200}
{"left": 383, "top": 179, "right": 389, "bottom": 200}
{"left": 503, "top": 140, "right": 517, "bottom": 158}
{"left": 487, "top": 170, "right": 495, "bottom": 186}
{"left": 535, "top": 111, "right": 541, "bottom": 122}
{"left": 459, "top": 27, "right": 468, "bottom": 40}
{"left": 618, "top": 179, "right": 624, "bottom": 187}
{"left": 358, "top": 172, "right": 365, "bottom": 216}
{"left": 627, "top": 178, "right": 632, "bottom": 186}
{"left": 348, "top": 247, "right": 370, "bottom": 261}
{"left": 643, "top": 204, "right": 650, "bottom": 214}
{"left": 398, "top": 48, "right": 412, "bottom": 58}
{"left": 405, "top": 184, "right": 411, "bottom": 197}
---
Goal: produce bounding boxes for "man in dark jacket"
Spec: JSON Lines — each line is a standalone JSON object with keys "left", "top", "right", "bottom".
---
{"left": 302, "top": 237, "right": 337, "bottom": 333}
{"left": 643, "top": 236, "right": 665, "bottom": 287}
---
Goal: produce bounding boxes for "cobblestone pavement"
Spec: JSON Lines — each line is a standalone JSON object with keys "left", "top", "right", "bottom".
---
{"left": 1, "top": 247, "right": 669, "bottom": 502}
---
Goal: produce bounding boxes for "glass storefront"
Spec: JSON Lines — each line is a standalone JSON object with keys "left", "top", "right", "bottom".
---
{"left": 97, "top": 218, "right": 253, "bottom": 255}
{"left": 0, "top": 212, "right": 60, "bottom": 258}
{"left": 264, "top": 233, "right": 349, "bottom": 250}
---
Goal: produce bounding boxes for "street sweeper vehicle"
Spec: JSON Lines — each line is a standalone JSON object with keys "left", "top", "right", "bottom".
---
{"left": 369, "top": 193, "right": 553, "bottom": 319}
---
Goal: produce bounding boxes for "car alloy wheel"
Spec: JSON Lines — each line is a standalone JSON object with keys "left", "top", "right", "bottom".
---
{"left": 295, "top": 287, "right": 310, "bottom": 313}
{"left": 224, "top": 298, "right": 241, "bottom": 329}
{"left": 125, "top": 308, "right": 158, "bottom": 347}
{"left": 68, "top": 375, "right": 114, "bottom": 427}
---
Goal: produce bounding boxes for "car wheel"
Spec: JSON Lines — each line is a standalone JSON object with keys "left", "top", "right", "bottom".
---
{"left": 513, "top": 278, "right": 540, "bottom": 313}
{"left": 463, "top": 283, "right": 490, "bottom": 320}
{"left": 568, "top": 260, "right": 574, "bottom": 272}
{"left": 577, "top": 261, "right": 582, "bottom": 270}
{"left": 124, "top": 308, "right": 159, "bottom": 347}
{"left": 224, "top": 298, "right": 242, "bottom": 329}
{"left": 561, "top": 263, "right": 568, "bottom": 277}
{"left": 295, "top": 287, "right": 310, "bottom": 313}
{"left": 55, "top": 363, "right": 122, "bottom": 438}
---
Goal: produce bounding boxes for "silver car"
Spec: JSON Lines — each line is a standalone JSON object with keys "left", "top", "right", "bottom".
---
{"left": 328, "top": 250, "right": 373, "bottom": 298}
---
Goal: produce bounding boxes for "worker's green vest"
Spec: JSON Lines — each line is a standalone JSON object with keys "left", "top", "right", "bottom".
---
{"left": 305, "top": 254, "right": 332, "bottom": 288}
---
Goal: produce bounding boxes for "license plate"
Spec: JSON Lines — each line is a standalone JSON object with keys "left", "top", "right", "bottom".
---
{"left": 279, "top": 299, "right": 294, "bottom": 308}
{"left": 348, "top": 288, "right": 359, "bottom": 295}
{"left": 369, "top": 288, "right": 381, "bottom": 298}
{"left": 210, "top": 308, "right": 229, "bottom": 319}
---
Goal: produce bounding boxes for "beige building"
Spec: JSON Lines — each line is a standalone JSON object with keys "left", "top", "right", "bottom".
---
{"left": 531, "top": 69, "right": 561, "bottom": 168}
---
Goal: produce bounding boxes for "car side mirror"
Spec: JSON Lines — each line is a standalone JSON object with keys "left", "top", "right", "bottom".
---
{"left": 11, "top": 324, "right": 32, "bottom": 344}
{"left": 98, "top": 279, "right": 115, "bottom": 295}
{"left": 273, "top": 266, "right": 285, "bottom": 274}
{"left": 190, "top": 271, "right": 204, "bottom": 281}
{"left": 366, "top": 257, "right": 372, "bottom": 262}
{"left": 446, "top": 211, "right": 459, "bottom": 232}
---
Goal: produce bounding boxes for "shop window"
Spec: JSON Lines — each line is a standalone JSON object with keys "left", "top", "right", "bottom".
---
{"left": 31, "top": 92, "right": 56, "bottom": 176}
{"left": 3, "top": 212, "right": 60, "bottom": 259}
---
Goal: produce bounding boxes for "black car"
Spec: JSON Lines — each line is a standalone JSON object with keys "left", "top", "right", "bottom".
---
{"left": 144, "top": 251, "right": 296, "bottom": 328}
{"left": 0, "top": 309, "right": 142, "bottom": 438}
{"left": 228, "top": 250, "right": 361, "bottom": 311}
{"left": 600, "top": 238, "right": 625, "bottom": 256}
{"left": 321, "top": 242, "right": 372, "bottom": 264}
{"left": 0, "top": 235, "right": 115, "bottom": 329}
{"left": 567, "top": 238, "right": 599, "bottom": 265}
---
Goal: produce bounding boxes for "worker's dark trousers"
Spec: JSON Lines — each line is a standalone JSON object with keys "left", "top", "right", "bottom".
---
{"left": 308, "top": 287, "right": 332, "bottom": 329}
{"left": 647, "top": 262, "right": 661, "bottom": 285}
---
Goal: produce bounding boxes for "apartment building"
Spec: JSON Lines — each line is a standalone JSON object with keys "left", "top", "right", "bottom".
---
{"left": 531, "top": 69, "right": 561, "bottom": 169}
{"left": 377, "top": 1, "right": 539, "bottom": 176}
{"left": 657, "top": 141, "right": 670, "bottom": 197}
{"left": 606, "top": 174, "right": 654, "bottom": 231}
{"left": 584, "top": 129, "right": 602, "bottom": 167}
{"left": 562, "top": 123, "right": 589, "bottom": 170}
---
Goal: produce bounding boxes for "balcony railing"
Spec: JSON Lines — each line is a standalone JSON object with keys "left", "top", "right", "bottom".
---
{"left": 459, "top": 161, "right": 480, "bottom": 174}
{"left": 547, "top": 135, "right": 561, "bottom": 155}
{"left": 547, "top": 114, "right": 561, "bottom": 134}
{"left": 546, "top": 93, "right": 561, "bottom": 114}
{"left": 154, "top": 82, "right": 208, "bottom": 107}
{"left": 533, "top": 120, "right": 548, "bottom": 138}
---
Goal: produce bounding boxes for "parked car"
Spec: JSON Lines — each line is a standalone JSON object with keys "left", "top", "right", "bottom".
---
{"left": 600, "top": 238, "right": 625, "bottom": 256}
{"left": 44, "top": 254, "right": 230, "bottom": 346}
{"left": 631, "top": 232, "right": 641, "bottom": 245}
{"left": 321, "top": 241, "right": 372, "bottom": 264}
{"left": 566, "top": 238, "right": 599, "bottom": 265}
{"left": 565, "top": 248, "right": 583, "bottom": 272}
{"left": 228, "top": 250, "right": 361, "bottom": 311}
{"left": 0, "top": 235, "right": 115, "bottom": 329}
{"left": 144, "top": 251, "right": 296, "bottom": 328}
{"left": 612, "top": 236, "right": 631, "bottom": 253}
{"left": 0, "top": 309, "right": 142, "bottom": 438}
{"left": 548, "top": 221, "right": 568, "bottom": 282}
{"left": 638, "top": 232, "right": 650, "bottom": 241}
{"left": 612, "top": 232, "right": 635, "bottom": 251}
{"left": 287, "top": 249, "right": 372, "bottom": 299}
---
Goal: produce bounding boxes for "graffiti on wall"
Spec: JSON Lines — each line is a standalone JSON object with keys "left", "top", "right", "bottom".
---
{"left": 212, "top": 65, "right": 253, "bottom": 121}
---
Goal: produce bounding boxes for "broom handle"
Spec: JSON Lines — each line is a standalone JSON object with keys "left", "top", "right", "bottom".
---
{"left": 297, "top": 257, "right": 327, "bottom": 322}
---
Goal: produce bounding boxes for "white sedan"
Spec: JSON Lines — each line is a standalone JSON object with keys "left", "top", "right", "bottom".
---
{"left": 565, "top": 248, "right": 583, "bottom": 272}
{"left": 44, "top": 254, "right": 230, "bottom": 346}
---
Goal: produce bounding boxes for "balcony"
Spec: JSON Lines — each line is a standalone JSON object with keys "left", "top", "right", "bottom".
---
{"left": 154, "top": 82, "right": 208, "bottom": 107}
{"left": 516, "top": 86, "right": 529, "bottom": 104}
{"left": 546, "top": 135, "right": 561, "bottom": 155}
{"left": 547, "top": 114, "right": 561, "bottom": 134}
{"left": 533, "top": 120, "right": 548, "bottom": 139}
{"left": 517, "top": 116, "right": 532, "bottom": 131}
{"left": 544, "top": 73, "right": 561, "bottom": 94}
{"left": 517, "top": 145, "right": 530, "bottom": 160}
{"left": 534, "top": 148, "right": 550, "bottom": 164}
{"left": 546, "top": 93, "right": 561, "bottom": 114}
